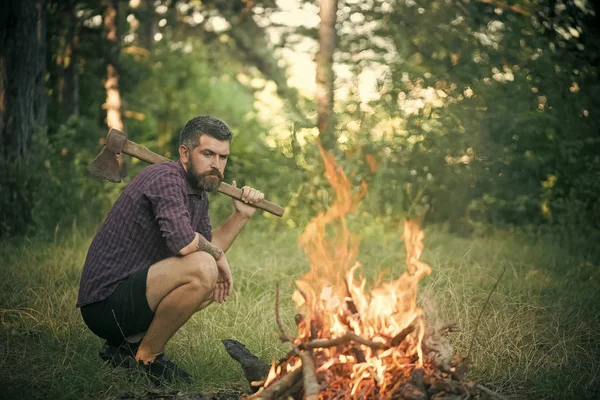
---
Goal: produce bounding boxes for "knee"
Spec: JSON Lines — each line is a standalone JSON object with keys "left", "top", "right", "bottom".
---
{"left": 184, "top": 252, "right": 218, "bottom": 290}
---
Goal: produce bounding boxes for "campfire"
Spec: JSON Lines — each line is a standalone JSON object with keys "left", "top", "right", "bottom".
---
{"left": 232, "top": 143, "right": 505, "bottom": 400}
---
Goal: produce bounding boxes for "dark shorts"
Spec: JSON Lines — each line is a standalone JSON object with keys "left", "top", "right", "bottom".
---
{"left": 80, "top": 266, "right": 154, "bottom": 345}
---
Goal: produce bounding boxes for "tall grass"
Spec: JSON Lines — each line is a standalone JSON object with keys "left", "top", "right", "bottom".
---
{"left": 0, "top": 222, "right": 599, "bottom": 399}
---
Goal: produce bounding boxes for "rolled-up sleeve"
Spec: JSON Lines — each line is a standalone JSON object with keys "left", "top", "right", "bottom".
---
{"left": 144, "top": 170, "right": 195, "bottom": 255}
{"left": 197, "top": 196, "right": 212, "bottom": 242}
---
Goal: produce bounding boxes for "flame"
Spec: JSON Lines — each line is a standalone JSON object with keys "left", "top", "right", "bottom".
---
{"left": 263, "top": 359, "right": 278, "bottom": 387}
{"left": 266, "top": 142, "right": 432, "bottom": 398}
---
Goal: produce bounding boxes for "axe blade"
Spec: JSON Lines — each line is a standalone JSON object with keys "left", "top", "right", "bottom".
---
{"left": 87, "top": 146, "right": 122, "bottom": 183}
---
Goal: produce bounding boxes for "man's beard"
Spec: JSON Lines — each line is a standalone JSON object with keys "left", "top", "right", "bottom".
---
{"left": 186, "top": 163, "right": 223, "bottom": 192}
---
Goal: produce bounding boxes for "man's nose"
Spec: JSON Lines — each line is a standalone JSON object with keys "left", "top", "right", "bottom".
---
{"left": 211, "top": 156, "right": 223, "bottom": 169}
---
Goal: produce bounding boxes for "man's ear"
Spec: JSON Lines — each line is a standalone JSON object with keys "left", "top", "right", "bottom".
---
{"left": 179, "top": 144, "right": 190, "bottom": 165}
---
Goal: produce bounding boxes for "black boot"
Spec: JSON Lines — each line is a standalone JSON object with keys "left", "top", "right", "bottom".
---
{"left": 99, "top": 340, "right": 140, "bottom": 369}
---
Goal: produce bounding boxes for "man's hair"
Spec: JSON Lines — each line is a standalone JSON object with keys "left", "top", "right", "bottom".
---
{"left": 179, "top": 116, "right": 233, "bottom": 148}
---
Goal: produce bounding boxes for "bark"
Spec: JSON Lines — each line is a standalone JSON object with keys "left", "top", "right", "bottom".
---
{"left": 0, "top": 0, "right": 47, "bottom": 163}
{"left": 129, "top": 0, "right": 157, "bottom": 51}
{"left": 221, "top": 339, "right": 270, "bottom": 392}
{"left": 103, "top": 0, "right": 123, "bottom": 132}
{"left": 64, "top": 13, "right": 79, "bottom": 118}
{"left": 296, "top": 349, "right": 320, "bottom": 400}
{"left": 0, "top": 0, "right": 47, "bottom": 236}
{"left": 249, "top": 369, "right": 303, "bottom": 400}
{"left": 104, "top": 64, "right": 122, "bottom": 131}
{"left": 300, "top": 331, "right": 387, "bottom": 351}
{"left": 316, "top": 0, "right": 339, "bottom": 150}
{"left": 103, "top": 0, "right": 126, "bottom": 176}
{"left": 35, "top": 0, "right": 48, "bottom": 133}
{"left": 54, "top": 0, "right": 79, "bottom": 120}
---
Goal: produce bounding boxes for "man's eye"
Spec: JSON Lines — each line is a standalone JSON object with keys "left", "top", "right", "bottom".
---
{"left": 220, "top": 155, "right": 228, "bottom": 160}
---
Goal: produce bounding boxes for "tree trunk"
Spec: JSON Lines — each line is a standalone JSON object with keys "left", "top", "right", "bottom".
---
{"left": 35, "top": 0, "right": 48, "bottom": 135}
{"left": 103, "top": 0, "right": 126, "bottom": 175}
{"left": 103, "top": 0, "right": 124, "bottom": 132}
{"left": 53, "top": 0, "right": 79, "bottom": 122}
{"left": 316, "top": 0, "right": 338, "bottom": 150}
{"left": 129, "top": 0, "right": 157, "bottom": 51}
{"left": 0, "top": 0, "right": 47, "bottom": 236}
{"left": 64, "top": 0, "right": 79, "bottom": 119}
{"left": 0, "top": 0, "right": 47, "bottom": 163}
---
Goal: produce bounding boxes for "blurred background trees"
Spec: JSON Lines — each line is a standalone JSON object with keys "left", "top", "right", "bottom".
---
{"left": 1, "top": 0, "right": 598, "bottom": 239}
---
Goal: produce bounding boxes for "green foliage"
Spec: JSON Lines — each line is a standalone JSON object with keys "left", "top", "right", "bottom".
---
{"left": 0, "top": 117, "right": 119, "bottom": 237}
{"left": 5, "top": 0, "right": 600, "bottom": 237}
{"left": 317, "top": 0, "right": 600, "bottom": 234}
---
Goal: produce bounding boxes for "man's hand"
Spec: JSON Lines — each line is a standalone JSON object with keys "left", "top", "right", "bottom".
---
{"left": 214, "top": 254, "right": 233, "bottom": 304}
{"left": 232, "top": 180, "right": 265, "bottom": 218}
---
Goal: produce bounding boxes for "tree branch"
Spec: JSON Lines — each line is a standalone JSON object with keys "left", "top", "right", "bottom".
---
{"left": 295, "top": 349, "right": 320, "bottom": 400}
{"left": 275, "top": 283, "right": 293, "bottom": 343}
{"left": 476, "top": 0, "right": 530, "bottom": 16}
{"left": 249, "top": 368, "right": 303, "bottom": 400}
{"left": 301, "top": 331, "right": 387, "bottom": 351}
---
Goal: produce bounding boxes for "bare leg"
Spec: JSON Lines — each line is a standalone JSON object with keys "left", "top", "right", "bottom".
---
{"left": 135, "top": 251, "right": 217, "bottom": 364}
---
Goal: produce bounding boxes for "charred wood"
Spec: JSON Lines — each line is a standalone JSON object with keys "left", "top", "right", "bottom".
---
{"left": 222, "top": 339, "right": 270, "bottom": 393}
{"left": 248, "top": 368, "right": 303, "bottom": 400}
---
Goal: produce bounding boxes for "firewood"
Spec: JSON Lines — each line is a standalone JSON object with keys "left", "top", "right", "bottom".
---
{"left": 300, "top": 331, "right": 386, "bottom": 351}
{"left": 475, "top": 384, "right": 510, "bottom": 400}
{"left": 352, "top": 345, "right": 366, "bottom": 363}
{"left": 395, "top": 368, "right": 427, "bottom": 400}
{"left": 221, "top": 339, "right": 270, "bottom": 393}
{"left": 391, "top": 323, "right": 416, "bottom": 347}
{"left": 248, "top": 368, "right": 303, "bottom": 400}
{"left": 295, "top": 349, "right": 320, "bottom": 400}
{"left": 275, "top": 284, "right": 293, "bottom": 343}
{"left": 300, "top": 334, "right": 350, "bottom": 350}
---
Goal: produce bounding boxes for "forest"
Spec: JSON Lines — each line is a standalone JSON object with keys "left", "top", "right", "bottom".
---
{"left": 1, "top": 0, "right": 599, "bottom": 399}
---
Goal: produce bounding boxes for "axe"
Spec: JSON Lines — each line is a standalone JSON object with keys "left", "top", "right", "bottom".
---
{"left": 88, "top": 128, "right": 285, "bottom": 217}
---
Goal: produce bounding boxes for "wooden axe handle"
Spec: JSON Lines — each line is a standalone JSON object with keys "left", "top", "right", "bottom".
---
{"left": 122, "top": 139, "right": 285, "bottom": 217}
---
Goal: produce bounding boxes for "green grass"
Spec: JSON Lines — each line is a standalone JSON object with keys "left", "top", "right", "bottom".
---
{"left": 1, "top": 222, "right": 599, "bottom": 399}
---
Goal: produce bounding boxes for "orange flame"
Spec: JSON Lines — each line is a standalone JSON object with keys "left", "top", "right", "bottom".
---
{"left": 295, "top": 141, "right": 367, "bottom": 334}
{"left": 268, "top": 142, "right": 432, "bottom": 398}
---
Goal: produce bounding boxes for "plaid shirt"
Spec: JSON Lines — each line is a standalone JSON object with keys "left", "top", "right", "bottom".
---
{"left": 77, "top": 161, "right": 211, "bottom": 307}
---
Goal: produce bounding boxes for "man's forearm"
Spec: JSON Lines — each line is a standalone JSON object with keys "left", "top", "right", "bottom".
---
{"left": 211, "top": 210, "right": 250, "bottom": 252}
{"left": 196, "top": 233, "right": 223, "bottom": 260}
{"left": 179, "top": 232, "right": 223, "bottom": 260}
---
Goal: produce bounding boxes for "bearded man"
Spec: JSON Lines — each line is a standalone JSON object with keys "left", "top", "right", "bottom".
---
{"left": 77, "top": 116, "right": 264, "bottom": 383}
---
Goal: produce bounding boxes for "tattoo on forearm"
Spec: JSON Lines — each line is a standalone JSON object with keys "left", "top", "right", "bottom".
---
{"left": 196, "top": 234, "right": 223, "bottom": 260}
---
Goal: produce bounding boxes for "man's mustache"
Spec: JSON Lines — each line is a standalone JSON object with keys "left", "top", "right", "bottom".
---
{"left": 200, "top": 168, "right": 223, "bottom": 180}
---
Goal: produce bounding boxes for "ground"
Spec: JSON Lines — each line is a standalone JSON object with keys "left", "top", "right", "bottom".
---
{"left": 0, "top": 222, "right": 599, "bottom": 399}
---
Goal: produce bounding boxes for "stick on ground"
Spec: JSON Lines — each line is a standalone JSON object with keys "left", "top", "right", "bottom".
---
{"left": 296, "top": 349, "right": 320, "bottom": 400}
{"left": 248, "top": 368, "right": 303, "bottom": 400}
{"left": 275, "top": 283, "right": 293, "bottom": 343}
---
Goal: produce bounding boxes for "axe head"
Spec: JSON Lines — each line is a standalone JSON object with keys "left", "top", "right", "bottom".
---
{"left": 87, "top": 128, "right": 127, "bottom": 183}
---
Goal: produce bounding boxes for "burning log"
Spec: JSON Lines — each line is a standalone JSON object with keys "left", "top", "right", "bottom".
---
{"left": 223, "top": 319, "right": 507, "bottom": 399}
{"left": 248, "top": 368, "right": 303, "bottom": 400}
{"left": 391, "top": 323, "right": 416, "bottom": 347}
{"left": 227, "top": 220, "right": 505, "bottom": 399}
{"left": 295, "top": 349, "right": 320, "bottom": 400}
{"left": 396, "top": 369, "right": 427, "bottom": 400}
{"left": 301, "top": 331, "right": 386, "bottom": 351}
{"left": 222, "top": 339, "right": 270, "bottom": 393}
